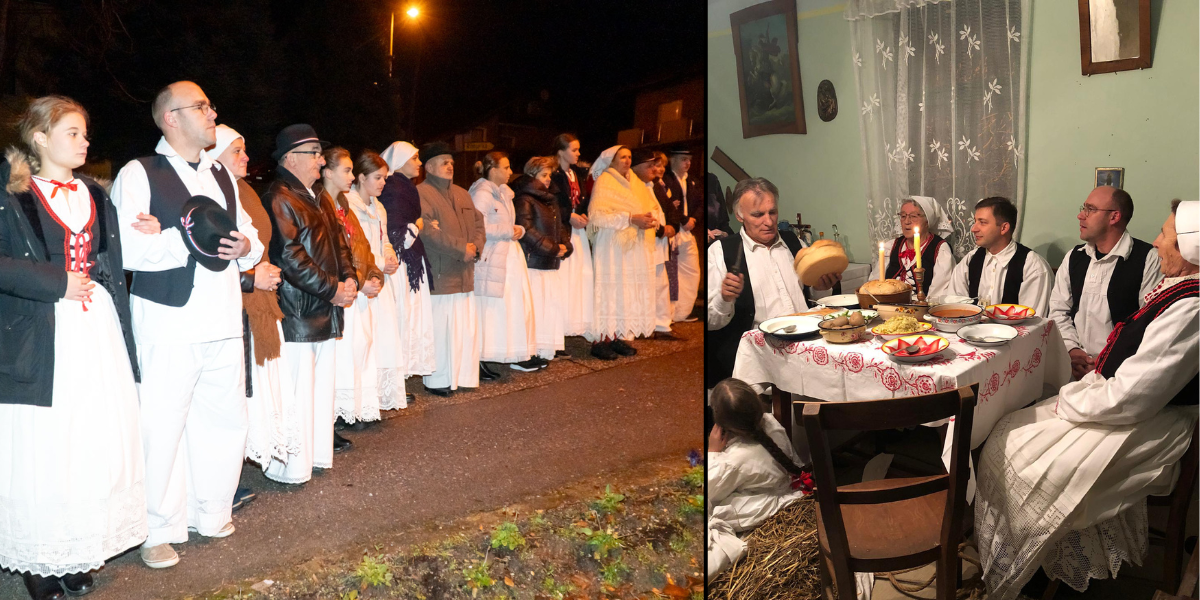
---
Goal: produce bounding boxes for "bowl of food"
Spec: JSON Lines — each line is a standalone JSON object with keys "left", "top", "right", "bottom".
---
{"left": 856, "top": 279, "right": 913, "bottom": 310}
{"left": 881, "top": 334, "right": 950, "bottom": 363}
{"left": 817, "top": 313, "right": 870, "bottom": 344}
{"left": 984, "top": 304, "right": 1036, "bottom": 325}
{"left": 870, "top": 315, "right": 934, "bottom": 341}
{"left": 793, "top": 240, "right": 850, "bottom": 287}
{"left": 874, "top": 302, "right": 931, "bottom": 322}
{"left": 923, "top": 303, "right": 985, "bottom": 333}
{"left": 758, "top": 315, "right": 823, "bottom": 340}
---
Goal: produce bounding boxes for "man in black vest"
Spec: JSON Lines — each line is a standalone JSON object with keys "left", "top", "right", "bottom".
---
{"left": 110, "top": 81, "right": 263, "bottom": 569}
{"left": 949, "top": 196, "right": 1053, "bottom": 315}
{"left": 1048, "top": 186, "right": 1162, "bottom": 380}
{"left": 262, "top": 124, "right": 358, "bottom": 484}
{"left": 705, "top": 178, "right": 839, "bottom": 389}
{"left": 663, "top": 146, "right": 702, "bottom": 322}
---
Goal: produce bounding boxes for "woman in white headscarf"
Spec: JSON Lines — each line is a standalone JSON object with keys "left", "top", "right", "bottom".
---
{"left": 972, "top": 201, "right": 1199, "bottom": 599}
{"left": 585, "top": 145, "right": 659, "bottom": 360}
{"left": 378, "top": 141, "right": 437, "bottom": 381}
{"left": 868, "top": 196, "right": 956, "bottom": 299}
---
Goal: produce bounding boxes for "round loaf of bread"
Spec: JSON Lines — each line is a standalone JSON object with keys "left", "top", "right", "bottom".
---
{"left": 793, "top": 240, "right": 849, "bottom": 287}
{"left": 860, "top": 278, "right": 912, "bottom": 295}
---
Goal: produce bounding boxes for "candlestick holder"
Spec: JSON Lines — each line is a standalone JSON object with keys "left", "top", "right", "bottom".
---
{"left": 912, "top": 267, "right": 927, "bottom": 305}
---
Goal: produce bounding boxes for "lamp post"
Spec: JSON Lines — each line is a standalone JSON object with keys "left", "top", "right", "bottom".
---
{"left": 389, "top": 6, "right": 421, "bottom": 138}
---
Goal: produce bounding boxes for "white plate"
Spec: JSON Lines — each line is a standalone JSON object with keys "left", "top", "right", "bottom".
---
{"left": 759, "top": 315, "right": 822, "bottom": 340}
{"left": 820, "top": 294, "right": 860, "bottom": 308}
{"left": 956, "top": 323, "right": 1018, "bottom": 347}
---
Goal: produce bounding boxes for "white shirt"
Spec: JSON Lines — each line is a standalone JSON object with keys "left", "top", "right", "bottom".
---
{"left": 707, "top": 228, "right": 808, "bottom": 330}
{"left": 673, "top": 169, "right": 689, "bottom": 216}
{"left": 32, "top": 176, "right": 90, "bottom": 233}
{"left": 110, "top": 137, "right": 264, "bottom": 345}
{"left": 1047, "top": 231, "right": 1164, "bottom": 356}
{"left": 867, "top": 236, "right": 957, "bottom": 301}
{"left": 949, "top": 239, "right": 1053, "bottom": 315}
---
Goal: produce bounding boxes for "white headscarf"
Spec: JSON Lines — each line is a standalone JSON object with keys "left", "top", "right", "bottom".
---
{"left": 590, "top": 145, "right": 623, "bottom": 180}
{"left": 895, "top": 195, "right": 954, "bottom": 238}
{"left": 1176, "top": 201, "right": 1199, "bottom": 265}
{"left": 206, "top": 125, "right": 243, "bottom": 162}
{"left": 381, "top": 141, "right": 419, "bottom": 174}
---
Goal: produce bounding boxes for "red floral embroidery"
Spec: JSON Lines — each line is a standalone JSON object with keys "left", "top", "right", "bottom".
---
{"left": 1007, "top": 360, "right": 1022, "bottom": 380}
{"left": 881, "top": 367, "right": 903, "bottom": 391}
{"left": 915, "top": 375, "right": 936, "bottom": 395}
{"left": 987, "top": 373, "right": 1001, "bottom": 396}
{"left": 843, "top": 352, "right": 864, "bottom": 373}
{"left": 812, "top": 346, "right": 829, "bottom": 365}
{"left": 1024, "top": 347, "right": 1042, "bottom": 373}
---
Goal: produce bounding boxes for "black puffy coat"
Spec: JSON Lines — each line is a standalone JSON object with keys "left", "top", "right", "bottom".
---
{"left": 513, "top": 175, "right": 572, "bottom": 270}
{"left": 263, "top": 165, "right": 357, "bottom": 343}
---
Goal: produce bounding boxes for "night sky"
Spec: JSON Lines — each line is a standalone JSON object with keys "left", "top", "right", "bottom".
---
{"left": 0, "top": 0, "right": 703, "bottom": 170}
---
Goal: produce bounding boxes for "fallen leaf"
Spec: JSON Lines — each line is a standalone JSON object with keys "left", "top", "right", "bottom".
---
{"left": 504, "top": 576, "right": 514, "bottom": 587}
{"left": 662, "top": 582, "right": 690, "bottom": 598}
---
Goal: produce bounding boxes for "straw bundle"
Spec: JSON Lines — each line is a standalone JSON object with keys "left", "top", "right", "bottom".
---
{"left": 707, "top": 497, "right": 824, "bottom": 600}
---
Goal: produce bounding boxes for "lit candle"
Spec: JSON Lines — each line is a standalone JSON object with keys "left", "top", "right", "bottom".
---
{"left": 913, "top": 225, "right": 922, "bottom": 269}
{"left": 878, "top": 241, "right": 885, "bottom": 281}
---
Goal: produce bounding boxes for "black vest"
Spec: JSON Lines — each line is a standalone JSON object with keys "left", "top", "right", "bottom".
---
{"left": 1066, "top": 238, "right": 1152, "bottom": 326}
{"left": 1094, "top": 278, "right": 1198, "bottom": 406}
{"left": 885, "top": 234, "right": 946, "bottom": 296}
{"left": 967, "top": 243, "right": 1031, "bottom": 305}
{"left": 128, "top": 156, "right": 236, "bottom": 307}
{"left": 705, "top": 232, "right": 802, "bottom": 388}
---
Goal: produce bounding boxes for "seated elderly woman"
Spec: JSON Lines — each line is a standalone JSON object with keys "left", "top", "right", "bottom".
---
{"left": 973, "top": 200, "right": 1198, "bottom": 599}
{"left": 868, "top": 196, "right": 956, "bottom": 299}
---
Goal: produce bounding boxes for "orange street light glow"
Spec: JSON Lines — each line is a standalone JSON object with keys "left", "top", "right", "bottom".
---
{"left": 406, "top": 7, "right": 419, "bottom": 18}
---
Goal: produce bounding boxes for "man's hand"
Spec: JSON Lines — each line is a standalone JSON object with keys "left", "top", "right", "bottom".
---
{"left": 464, "top": 242, "right": 477, "bottom": 261}
{"left": 131, "top": 212, "right": 160, "bottom": 235}
{"left": 361, "top": 277, "right": 383, "bottom": 299}
{"left": 1069, "top": 348, "right": 1095, "bottom": 380}
{"left": 429, "top": 219, "right": 440, "bottom": 231}
{"left": 569, "top": 213, "right": 588, "bottom": 229}
{"left": 813, "top": 271, "right": 842, "bottom": 291}
{"left": 720, "top": 272, "right": 744, "bottom": 302}
{"left": 708, "top": 229, "right": 727, "bottom": 243}
{"left": 683, "top": 218, "right": 696, "bottom": 233}
{"left": 253, "top": 262, "right": 282, "bottom": 291}
{"left": 415, "top": 217, "right": 425, "bottom": 232}
{"left": 513, "top": 225, "right": 525, "bottom": 240}
{"left": 708, "top": 424, "right": 726, "bottom": 453}
{"left": 557, "top": 244, "right": 567, "bottom": 258}
{"left": 332, "top": 278, "right": 357, "bottom": 307}
{"left": 630, "top": 212, "right": 657, "bottom": 229}
{"left": 383, "top": 251, "right": 400, "bottom": 275}
{"left": 64, "top": 271, "right": 94, "bottom": 302}
{"left": 218, "top": 231, "right": 251, "bottom": 260}
{"left": 664, "top": 225, "right": 676, "bottom": 238}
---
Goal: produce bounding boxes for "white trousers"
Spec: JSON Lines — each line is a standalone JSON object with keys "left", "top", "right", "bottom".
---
{"left": 423, "top": 292, "right": 480, "bottom": 390}
{"left": 655, "top": 262, "right": 673, "bottom": 333}
{"left": 266, "top": 340, "right": 336, "bottom": 483}
{"left": 139, "top": 339, "right": 248, "bottom": 547}
{"left": 673, "top": 232, "right": 701, "bottom": 321}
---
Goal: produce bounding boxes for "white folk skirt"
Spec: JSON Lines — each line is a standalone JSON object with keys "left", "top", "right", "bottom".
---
{"left": 396, "top": 260, "right": 436, "bottom": 376}
{"left": 0, "top": 288, "right": 148, "bottom": 576}
{"left": 334, "top": 293, "right": 380, "bottom": 424}
{"left": 424, "top": 292, "right": 480, "bottom": 390}
{"left": 374, "top": 275, "right": 407, "bottom": 410}
{"left": 587, "top": 228, "right": 655, "bottom": 342}
{"left": 477, "top": 241, "right": 535, "bottom": 363}
{"left": 528, "top": 268, "right": 566, "bottom": 359}
{"left": 561, "top": 227, "right": 594, "bottom": 336}
{"left": 245, "top": 321, "right": 302, "bottom": 467}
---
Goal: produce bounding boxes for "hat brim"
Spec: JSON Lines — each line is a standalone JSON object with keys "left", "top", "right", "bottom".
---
{"left": 180, "top": 196, "right": 238, "bottom": 272}
{"left": 272, "top": 139, "right": 331, "bottom": 162}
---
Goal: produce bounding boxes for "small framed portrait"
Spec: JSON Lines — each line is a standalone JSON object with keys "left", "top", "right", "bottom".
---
{"left": 1095, "top": 167, "right": 1124, "bottom": 189}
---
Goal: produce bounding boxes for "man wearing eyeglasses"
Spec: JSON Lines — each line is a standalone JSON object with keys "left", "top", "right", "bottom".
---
{"left": 948, "top": 196, "right": 1053, "bottom": 315}
{"left": 110, "top": 80, "right": 264, "bottom": 569}
{"left": 1047, "top": 186, "right": 1162, "bottom": 380}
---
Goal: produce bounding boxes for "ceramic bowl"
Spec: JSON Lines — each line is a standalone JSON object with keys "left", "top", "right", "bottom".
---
{"left": 855, "top": 288, "right": 913, "bottom": 310}
{"left": 871, "top": 321, "right": 934, "bottom": 341}
{"left": 984, "top": 304, "right": 1036, "bottom": 325}
{"left": 956, "top": 323, "right": 1019, "bottom": 347}
{"left": 817, "top": 320, "right": 869, "bottom": 344}
{"left": 874, "top": 302, "right": 931, "bottom": 322}
{"left": 881, "top": 334, "right": 950, "bottom": 363}
{"left": 759, "top": 315, "right": 823, "bottom": 340}
{"left": 923, "top": 303, "right": 985, "bottom": 332}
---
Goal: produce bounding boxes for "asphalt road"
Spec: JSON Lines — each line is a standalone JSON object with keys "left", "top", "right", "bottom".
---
{"left": 0, "top": 325, "right": 702, "bottom": 599}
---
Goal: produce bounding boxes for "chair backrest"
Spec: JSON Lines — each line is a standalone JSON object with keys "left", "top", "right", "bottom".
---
{"left": 798, "top": 384, "right": 978, "bottom": 569}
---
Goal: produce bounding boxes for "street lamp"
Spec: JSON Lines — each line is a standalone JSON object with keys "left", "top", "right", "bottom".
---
{"left": 389, "top": 6, "right": 420, "bottom": 78}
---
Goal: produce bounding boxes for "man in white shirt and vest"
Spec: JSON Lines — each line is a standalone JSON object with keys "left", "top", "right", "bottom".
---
{"left": 663, "top": 146, "right": 701, "bottom": 322}
{"left": 111, "top": 81, "right": 264, "bottom": 569}
{"left": 1048, "top": 186, "right": 1163, "bottom": 380}
{"left": 949, "top": 196, "right": 1053, "bottom": 315}
{"left": 705, "top": 178, "right": 838, "bottom": 389}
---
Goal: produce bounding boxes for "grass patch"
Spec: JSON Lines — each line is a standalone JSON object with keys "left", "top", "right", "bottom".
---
{"left": 489, "top": 521, "right": 526, "bottom": 552}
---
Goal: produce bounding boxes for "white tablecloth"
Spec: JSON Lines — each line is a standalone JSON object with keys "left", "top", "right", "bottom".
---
{"left": 733, "top": 317, "right": 1072, "bottom": 464}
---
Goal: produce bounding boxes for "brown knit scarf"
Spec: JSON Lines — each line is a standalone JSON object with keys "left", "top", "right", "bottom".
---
{"left": 238, "top": 178, "right": 285, "bottom": 365}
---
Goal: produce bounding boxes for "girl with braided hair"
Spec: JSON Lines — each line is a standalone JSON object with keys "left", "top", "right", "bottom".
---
{"left": 707, "top": 377, "right": 809, "bottom": 578}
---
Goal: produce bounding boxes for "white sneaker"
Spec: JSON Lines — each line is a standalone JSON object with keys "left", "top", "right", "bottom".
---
{"left": 188, "top": 522, "right": 235, "bottom": 538}
{"left": 140, "top": 544, "right": 180, "bottom": 569}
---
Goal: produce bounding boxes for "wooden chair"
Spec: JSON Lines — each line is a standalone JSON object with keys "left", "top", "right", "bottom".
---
{"left": 1150, "top": 422, "right": 1199, "bottom": 594}
{"left": 799, "top": 384, "right": 977, "bottom": 600}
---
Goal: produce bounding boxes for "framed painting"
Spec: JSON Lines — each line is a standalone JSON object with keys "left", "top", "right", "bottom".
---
{"left": 1078, "top": 0, "right": 1151, "bottom": 75}
{"left": 730, "top": 0, "right": 806, "bottom": 138}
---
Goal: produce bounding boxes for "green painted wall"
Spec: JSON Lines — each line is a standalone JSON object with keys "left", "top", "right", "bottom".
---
{"left": 708, "top": 0, "right": 1199, "bottom": 266}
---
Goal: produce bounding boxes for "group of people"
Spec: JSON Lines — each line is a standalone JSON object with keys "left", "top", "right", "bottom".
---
{"left": 0, "top": 81, "right": 704, "bottom": 600}
{"left": 705, "top": 177, "right": 1198, "bottom": 597}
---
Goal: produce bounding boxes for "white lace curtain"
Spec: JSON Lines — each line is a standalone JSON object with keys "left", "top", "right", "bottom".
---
{"left": 846, "top": 0, "right": 1032, "bottom": 260}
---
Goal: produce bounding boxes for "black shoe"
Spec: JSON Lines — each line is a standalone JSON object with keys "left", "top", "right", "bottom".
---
{"left": 611, "top": 339, "right": 637, "bottom": 356}
{"left": 22, "top": 573, "right": 64, "bottom": 600}
{"left": 651, "top": 329, "right": 683, "bottom": 341}
{"left": 554, "top": 349, "right": 569, "bottom": 358}
{"left": 530, "top": 356, "right": 550, "bottom": 368}
{"left": 231, "top": 486, "right": 256, "bottom": 513}
{"left": 426, "top": 386, "right": 453, "bottom": 397}
{"left": 509, "top": 359, "right": 542, "bottom": 372}
{"left": 405, "top": 393, "right": 416, "bottom": 403}
{"left": 590, "top": 342, "right": 618, "bottom": 361}
{"left": 479, "top": 364, "right": 500, "bottom": 381}
{"left": 59, "top": 572, "right": 93, "bottom": 597}
{"left": 333, "top": 432, "right": 353, "bottom": 453}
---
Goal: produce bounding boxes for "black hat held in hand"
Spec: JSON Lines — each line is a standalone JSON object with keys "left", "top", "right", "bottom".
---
{"left": 180, "top": 195, "right": 237, "bottom": 272}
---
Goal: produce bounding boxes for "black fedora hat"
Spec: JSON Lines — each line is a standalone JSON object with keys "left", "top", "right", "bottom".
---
{"left": 273, "top": 124, "right": 330, "bottom": 161}
{"left": 418, "top": 141, "right": 454, "bottom": 164}
{"left": 180, "top": 195, "right": 237, "bottom": 272}
{"left": 631, "top": 147, "right": 657, "bottom": 166}
{"left": 668, "top": 145, "right": 692, "bottom": 156}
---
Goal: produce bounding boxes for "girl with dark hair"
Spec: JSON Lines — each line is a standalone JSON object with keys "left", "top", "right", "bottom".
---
{"left": 0, "top": 96, "right": 154, "bottom": 599}
{"left": 549, "top": 133, "right": 594, "bottom": 339}
{"left": 514, "top": 156, "right": 573, "bottom": 363}
{"left": 707, "top": 378, "right": 809, "bottom": 578}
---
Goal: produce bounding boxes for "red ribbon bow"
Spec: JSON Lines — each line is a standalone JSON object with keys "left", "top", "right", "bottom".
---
{"left": 48, "top": 180, "right": 78, "bottom": 199}
{"left": 898, "top": 247, "right": 916, "bottom": 262}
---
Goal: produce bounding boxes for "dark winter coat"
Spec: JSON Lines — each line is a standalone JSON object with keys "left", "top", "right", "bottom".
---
{"left": 513, "top": 175, "right": 573, "bottom": 270}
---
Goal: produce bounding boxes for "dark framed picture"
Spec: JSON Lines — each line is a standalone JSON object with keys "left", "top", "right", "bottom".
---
{"left": 1095, "top": 167, "right": 1125, "bottom": 189}
{"left": 730, "top": 0, "right": 806, "bottom": 138}
{"left": 1077, "top": 0, "right": 1151, "bottom": 75}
